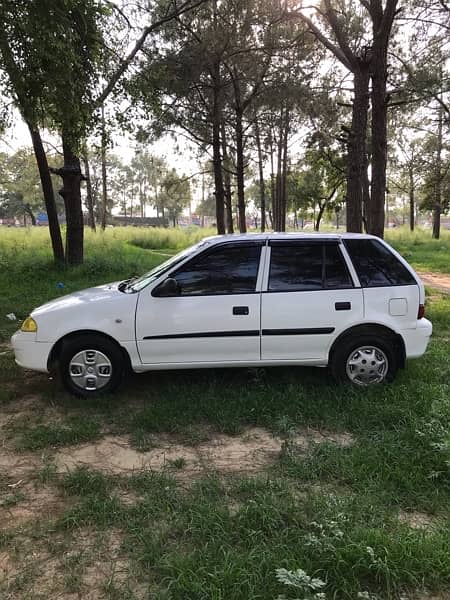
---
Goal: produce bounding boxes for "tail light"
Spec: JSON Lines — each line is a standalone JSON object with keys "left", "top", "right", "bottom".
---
{"left": 418, "top": 304, "right": 425, "bottom": 319}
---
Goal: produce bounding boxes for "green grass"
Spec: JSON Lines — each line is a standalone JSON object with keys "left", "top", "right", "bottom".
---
{"left": 386, "top": 227, "right": 450, "bottom": 274}
{"left": 9, "top": 415, "right": 101, "bottom": 450}
{"left": 0, "top": 225, "right": 450, "bottom": 598}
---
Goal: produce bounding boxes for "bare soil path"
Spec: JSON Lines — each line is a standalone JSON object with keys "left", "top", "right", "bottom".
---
{"left": 418, "top": 271, "right": 450, "bottom": 294}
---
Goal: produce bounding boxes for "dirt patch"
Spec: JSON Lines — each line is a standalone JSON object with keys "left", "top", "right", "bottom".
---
{"left": 0, "top": 527, "right": 139, "bottom": 600}
{"left": 55, "top": 435, "right": 199, "bottom": 475}
{"left": 417, "top": 593, "right": 450, "bottom": 600}
{"left": 0, "top": 451, "right": 44, "bottom": 477}
{"left": 0, "top": 395, "right": 63, "bottom": 432}
{"left": 54, "top": 427, "right": 355, "bottom": 477}
{"left": 418, "top": 271, "right": 450, "bottom": 294}
{"left": 0, "top": 484, "right": 65, "bottom": 530}
{"left": 398, "top": 510, "right": 437, "bottom": 530}
{"left": 199, "top": 428, "right": 281, "bottom": 473}
{"left": 292, "top": 428, "right": 355, "bottom": 449}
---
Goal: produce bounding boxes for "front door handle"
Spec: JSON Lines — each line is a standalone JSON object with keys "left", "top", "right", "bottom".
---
{"left": 233, "top": 306, "right": 249, "bottom": 315}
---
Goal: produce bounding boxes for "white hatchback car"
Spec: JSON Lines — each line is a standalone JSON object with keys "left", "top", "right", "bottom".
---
{"left": 12, "top": 233, "right": 432, "bottom": 397}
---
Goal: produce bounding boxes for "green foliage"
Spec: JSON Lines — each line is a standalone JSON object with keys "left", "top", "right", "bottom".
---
{"left": 0, "top": 0, "right": 108, "bottom": 147}
{"left": 288, "top": 147, "right": 346, "bottom": 228}
{"left": 0, "top": 148, "right": 63, "bottom": 220}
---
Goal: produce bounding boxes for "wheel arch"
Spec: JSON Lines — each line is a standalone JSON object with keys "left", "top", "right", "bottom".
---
{"left": 329, "top": 323, "right": 406, "bottom": 369}
{"left": 47, "top": 329, "right": 132, "bottom": 373}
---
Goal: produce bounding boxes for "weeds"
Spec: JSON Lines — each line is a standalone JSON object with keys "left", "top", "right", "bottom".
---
{"left": 14, "top": 416, "right": 101, "bottom": 450}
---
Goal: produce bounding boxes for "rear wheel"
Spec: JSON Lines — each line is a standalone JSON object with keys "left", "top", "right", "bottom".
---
{"left": 331, "top": 335, "right": 398, "bottom": 386}
{"left": 59, "top": 334, "right": 125, "bottom": 397}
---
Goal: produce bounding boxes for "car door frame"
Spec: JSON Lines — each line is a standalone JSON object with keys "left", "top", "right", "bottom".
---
{"left": 259, "top": 238, "right": 365, "bottom": 363}
{"left": 134, "top": 238, "right": 269, "bottom": 367}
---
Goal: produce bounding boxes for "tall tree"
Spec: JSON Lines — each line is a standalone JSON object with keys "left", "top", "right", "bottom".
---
{"left": 0, "top": 6, "right": 65, "bottom": 261}
{"left": 296, "top": 0, "right": 399, "bottom": 237}
{"left": 0, "top": 0, "right": 207, "bottom": 263}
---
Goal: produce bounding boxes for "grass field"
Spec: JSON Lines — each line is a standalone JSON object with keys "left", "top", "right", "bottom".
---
{"left": 0, "top": 226, "right": 449, "bottom": 599}
{"left": 386, "top": 228, "right": 450, "bottom": 275}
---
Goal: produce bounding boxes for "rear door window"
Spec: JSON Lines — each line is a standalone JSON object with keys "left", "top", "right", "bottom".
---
{"left": 344, "top": 239, "right": 416, "bottom": 287}
{"left": 268, "top": 242, "right": 353, "bottom": 291}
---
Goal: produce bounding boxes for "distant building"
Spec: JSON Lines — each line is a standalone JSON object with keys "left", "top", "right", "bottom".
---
{"left": 112, "top": 215, "right": 169, "bottom": 227}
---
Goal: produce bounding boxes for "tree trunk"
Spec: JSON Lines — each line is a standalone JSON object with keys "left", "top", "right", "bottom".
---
{"left": 275, "top": 110, "right": 284, "bottom": 231}
{"left": 24, "top": 204, "right": 36, "bottom": 226}
{"left": 221, "top": 122, "right": 234, "bottom": 233}
{"left": 139, "top": 180, "right": 144, "bottom": 218}
{"left": 235, "top": 109, "right": 247, "bottom": 233}
{"left": 368, "top": 0, "right": 398, "bottom": 239}
{"left": 58, "top": 137, "right": 84, "bottom": 265}
{"left": 432, "top": 107, "right": 443, "bottom": 240}
{"left": 212, "top": 63, "right": 225, "bottom": 235}
{"left": 409, "top": 165, "right": 415, "bottom": 232}
{"left": 280, "top": 110, "right": 289, "bottom": 232}
{"left": 346, "top": 66, "right": 369, "bottom": 233}
{"left": 269, "top": 130, "right": 276, "bottom": 231}
{"left": 362, "top": 151, "right": 370, "bottom": 232}
{"left": 315, "top": 202, "right": 326, "bottom": 231}
{"left": 101, "top": 105, "right": 108, "bottom": 230}
{"left": 254, "top": 118, "right": 266, "bottom": 232}
{"left": 27, "top": 126, "right": 65, "bottom": 263}
{"left": 82, "top": 154, "right": 96, "bottom": 231}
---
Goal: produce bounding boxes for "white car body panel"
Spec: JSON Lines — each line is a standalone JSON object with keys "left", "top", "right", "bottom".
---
{"left": 136, "top": 292, "right": 261, "bottom": 363}
{"left": 32, "top": 283, "right": 138, "bottom": 344}
{"left": 11, "top": 233, "right": 433, "bottom": 381}
{"left": 261, "top": 288, "right": 364, "bottom": 361}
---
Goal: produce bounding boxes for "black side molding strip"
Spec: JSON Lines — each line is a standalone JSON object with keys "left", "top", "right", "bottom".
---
{"left": 144, "top": 327, "right": 335, "bottom": 340}
{"left": 262, "top": 327, "right": 335, "bottom": 336}
{"left": 143, "top": 330, "right": 260, "bottom": 340}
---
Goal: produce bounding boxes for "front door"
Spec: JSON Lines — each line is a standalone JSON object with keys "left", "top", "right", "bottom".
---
{"left": 261, "top": 240, "right": 364, "bottom": 361}
{"left": 136, "top": 241, "right": 264, "bottom": 365}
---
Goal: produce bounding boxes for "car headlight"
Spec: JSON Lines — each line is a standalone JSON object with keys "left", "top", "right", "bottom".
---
{"left": 21, "top": 316, "right": 38, "bottom": 333}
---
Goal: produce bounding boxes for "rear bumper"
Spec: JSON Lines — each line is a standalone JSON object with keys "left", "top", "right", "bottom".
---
{"left": 401, "top": 318, "right": 433, "bottom": 359}
{"left": 11, "top": 331, "right": 52, "bottom": 373}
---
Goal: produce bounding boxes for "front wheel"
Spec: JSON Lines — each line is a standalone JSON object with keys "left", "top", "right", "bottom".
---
{"left": 59, "top": 334, "right": 125, "bottom": 397}
{"left": 331, "top": 335, "right": 398, "bottom": 386}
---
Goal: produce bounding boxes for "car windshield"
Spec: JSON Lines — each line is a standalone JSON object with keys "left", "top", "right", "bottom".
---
{"left": 125, "top": 240, "right": 209, "bottom": 292}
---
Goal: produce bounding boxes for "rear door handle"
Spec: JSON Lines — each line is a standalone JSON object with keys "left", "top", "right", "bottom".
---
{"left": 233, "top": 306, "right": 249, "bottom": 315}
{"left": 335, "top": 302, "right": 351, "bottom": 311}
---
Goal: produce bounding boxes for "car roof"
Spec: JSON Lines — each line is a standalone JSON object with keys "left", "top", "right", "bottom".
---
{"left": 202, "top": 232, "right": 379, "bottom": 245}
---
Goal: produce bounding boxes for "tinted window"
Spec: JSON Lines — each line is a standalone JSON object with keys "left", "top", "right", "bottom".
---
{"left": 268, "top": 243, "right": 352, "bottom": 291}
{"left": 324, "top": 244, "right": 353, "bottom": 288}
{"left": 173, "top": 244, "right": 261, "bottom": 295}
{"left": 344, "top": 239, "right": 416, "bottom": 287}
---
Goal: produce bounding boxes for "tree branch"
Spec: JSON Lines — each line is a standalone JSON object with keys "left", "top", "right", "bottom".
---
{"left": 95, "top": 0, "right": 208, "bottom": 107}
{"left": 290, "top": 10, "right": 353, "bottom": 71}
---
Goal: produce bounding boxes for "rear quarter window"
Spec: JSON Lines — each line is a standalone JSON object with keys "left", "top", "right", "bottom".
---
{"left": 344, "top": 239, "right": 416, "bottom": 287}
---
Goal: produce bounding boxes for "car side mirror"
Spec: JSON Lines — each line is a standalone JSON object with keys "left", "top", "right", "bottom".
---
{"left": 152, "top": 277, "right": 180, "bottom": 297}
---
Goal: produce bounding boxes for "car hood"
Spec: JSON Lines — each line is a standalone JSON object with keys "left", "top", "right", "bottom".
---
{"left": 32, "top": 282, "right": 125, "bottom": 316}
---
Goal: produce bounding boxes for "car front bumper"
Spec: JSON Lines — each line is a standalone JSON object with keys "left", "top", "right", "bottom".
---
{"left": 11, "top": 330, "right": 53, "bottom": 373}
{"left": 402, "top": 318, "right": 433, "bottom": 359}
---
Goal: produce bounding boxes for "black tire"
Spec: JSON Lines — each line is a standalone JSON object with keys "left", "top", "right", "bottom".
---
{"left": 330, "top": 334, "right": 398, "bottom": 386}
{"left": 59, "top": 334, "right": 125, "bottom": 397}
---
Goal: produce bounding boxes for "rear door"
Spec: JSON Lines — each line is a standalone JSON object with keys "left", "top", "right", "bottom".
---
{"left": 261, "top": 240, "right": 364, "bottom": 361}
{"left": 136, "top": 241, "right": 264, "bottom": 365}
{"left": 343, "top": 238, "right": 420, "bottom": 331}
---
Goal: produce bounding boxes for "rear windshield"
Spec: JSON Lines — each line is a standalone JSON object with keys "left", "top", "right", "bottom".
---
{"left": 344, "top": 239, "right": 416, "bottom": 287}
